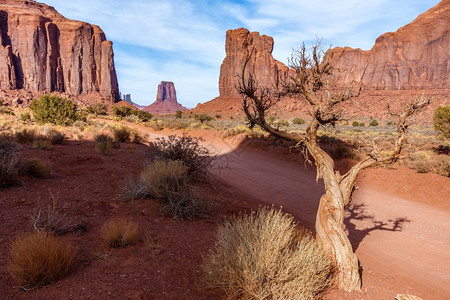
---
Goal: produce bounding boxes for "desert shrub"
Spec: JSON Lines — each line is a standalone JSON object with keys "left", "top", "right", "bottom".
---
{"left": 135, "top": 110, "right": 153, "bottom": 122}
{"left": 369, "top": 119, "right": 378, "bottom": 127}
{"left": 386, "top": 121, "right": 393, "bottom": 126}
{"left": 140, "top": 159, "right": 188, "bottom": 199}
{"left": 15, "top": 128, "right": 37, "bottom": 144}
{"left": 0, "top": 139, "right": 22, "bottom": 187}
{"left": 352, "top": 121, "right": 359, "bottom": 127}
{"left": 215, "top": 114, "right": 222, "bottom": 119}
{"left": 223, "top": 125, "right": 252, "bottom": 138}
{"left": 8, "top": 231, "right": 77, "bottom": 288}
{"left": 292, "top": 117, "right": 305, "bottom": 125}
{"left": 44, "top": 128, "right": 65, "bottom": 145}
{"left": 30, "top": 94, "right": 78, "bottom": 126}
{"left": 146, "top": 120, "right": 164, "bottom": 131}
{"left": 112, "top": 105, "right": 133, "bottom": 118}
{"left": 433, "top": 106, "right": 450, "bottom": 138}
{"left": 85, "top": 103, "right": 107, "bottom": 116}
{"left": 124, "top": 114, "right": 140, "bottom": 123}
{"left": 194, "top": 113, "right": 214, "bottom": 123}
{"left": 20, "top": 112, "right": 32, "bottom": 123}
{"left": 113, "top": 125, "right": 131, "bottom": 143}
{"left": 118, "top": 174, "right": 148, "bottom": 202}
{"left": 101, "top": 219, "right": 139, "bottom": 248}
{"left": 359, "top": 122, "right": 365, "bottom": 127}
{"left": 94, "top": 134, "right": 116, "bottom": 155}
{"left": 25, "top": 157, "right": 51, "bottom": 178}
{"left": 0, "top": 105, "right": 14, "bottom": 115}
{"left": 274, "top": 119, "right": 289, "bottom": 128}
{"left": 32, "top": 137, "right": 52, "bottom": 150}
{"left": 202, "top": 207, "right": 333, "bottom": 299}
{"left": 163, "top": 118, "right": 190, "bottom": 130}
{"left": 139, "top": 159, "right": 210, "bottom": 219}
{"left": 409, "top": 151, "right": 450, "bottom": 176}
{"left": 430, "top": 155, "right": 450, "bottom": 177}
{"left": 175, "top": 110, "right": 182, "bottom": 119}
{"left": 145, "top": 134, "right": 212, "bottom": 179}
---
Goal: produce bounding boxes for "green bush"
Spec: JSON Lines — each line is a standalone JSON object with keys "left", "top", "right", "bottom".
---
{"left": 194, "top": 113, "right": 214, "bottom": 123}
{"left": 20, "top": 113, "right": 32, "bottom": 123}
{"left": 352, "top": 121, "right": 359, "bottom": 127}
{"left": 202, "top": 207, "right": 333, "bottom": 299}
{"left": 85, "top": 103, "right": 107, "bottom": 116}
{"left": 369, "top": 119, "right": 378, "bottom": 127}
{"left": 292, "top": 117, "right": 305, "bottom": 125}
{"left": 434, "top": 106, "right": 450, "bottom": 138}
{"left": 112, "top": 106, "right": 133, "bottom": 118}
{"left": 30, "top": 95, "right": 78, "bottom": 126}
{"left": 215, "top": 114, "right": 222, "bottom": 119}
{"left": 135, "top": 110, "right": 153, "bottom": 122}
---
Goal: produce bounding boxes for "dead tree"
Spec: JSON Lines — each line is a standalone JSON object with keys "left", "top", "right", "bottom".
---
{"left": 236, "top": 41, "right": 431, "bottom": 292}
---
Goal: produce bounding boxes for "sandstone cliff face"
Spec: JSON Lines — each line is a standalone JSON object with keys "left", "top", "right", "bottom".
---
{"left": 0, "top": 0, "right": 119, "bottom": 102}
{"left": 327, "top": 0, "right": 450, "bottom": 90}
{"left": 143, "top": 81, "right": 187, "bottom": 114}
{"left": 219, "top": 28, "right": 288, "bottom": 98}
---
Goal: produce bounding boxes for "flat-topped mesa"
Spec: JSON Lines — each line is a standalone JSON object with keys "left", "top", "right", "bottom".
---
{"left": 143, "top": 81, "right": 187, "bottom": 114}
{"left": 0, "top": 0, "right": 119, "bottom": 102}
{"left": 219, "top": 28, "right": 289, "bottom": 98}
{"left": 327, "top": 0, "right": 450, "bottom": 90}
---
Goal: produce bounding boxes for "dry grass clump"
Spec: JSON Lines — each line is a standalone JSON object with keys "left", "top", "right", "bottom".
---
{"left": 113, "top": 125, "right": 131, "bottom": 143}
{"left": 44, "top": 127, "right": 66, "bottom": 145}
{"left": 25, "top": 157, "right": 51, "bottom": 178}
{"left": 145, "top": 134, "right": 213, "bottom": 180}
{"left": 101, "top": 219, "right": 139, "bottom": 248}
{"left": 202, "top": 207, "right": 334, "bottom": 300}
{"left": 94, "top": 133, "right": 116, "bottom": 156}
{"left": 409, "top": 151, "right": 450, "bottom": 177}
{"left": 0, "top": 138, "right": 22, "bottom": 187}
{"left": 8, "top": 231, "right": 77, "bottom": 288}
{"left": 119, "top": 159, "right": 211, "bottom": 220}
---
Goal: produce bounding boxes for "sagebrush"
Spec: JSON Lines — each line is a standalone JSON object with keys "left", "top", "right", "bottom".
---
{"left": 145, "top": 134, "right": 212, "bottom": 180}
{"left": 202, "top": 207, "right": 334, "bottom": 300}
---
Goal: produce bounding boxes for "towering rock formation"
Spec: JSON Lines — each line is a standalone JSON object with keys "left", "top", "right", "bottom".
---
{"left": 0, "top": 0, "right": 119, "bottom": 103}
{"left": 219, "top": 28, "right": 289, "bottom": 98}
{"left": 327, "top": 0, "right": 450, "bottom": 90}
{"left": 195, "top": 1, "right": 448, "bottom": 119}
{"left": 143, "top": 81, "right": 187, "bottom": 114}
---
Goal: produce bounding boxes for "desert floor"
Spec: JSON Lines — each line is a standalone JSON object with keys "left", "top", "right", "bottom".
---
{"left": 1, "top": 127, "right": 449, "bottom": 299}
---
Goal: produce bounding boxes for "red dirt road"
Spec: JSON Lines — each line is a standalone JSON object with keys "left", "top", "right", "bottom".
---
{"left": 201, "top": 132, "right": 450, "bottom": 300}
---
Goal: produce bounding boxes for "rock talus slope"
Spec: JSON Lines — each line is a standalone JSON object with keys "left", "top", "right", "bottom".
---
{"left": 143, "top": 81, "right": 187, "bottom": 114}
{"left": 0, "top": 0, "right": 119, "bottom": 102}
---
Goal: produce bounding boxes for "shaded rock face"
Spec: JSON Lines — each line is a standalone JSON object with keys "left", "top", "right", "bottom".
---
{"left": 327, "top": 0, "right": 450, "bottom": 90}
{"left": 143, "top": 81, "right": 187, "bottom": 114}
{"left": 218, "top": 28, "right": 288, "bottom": 98}
{"left": 0, "top": 0, "right": 119, "bottom": 102}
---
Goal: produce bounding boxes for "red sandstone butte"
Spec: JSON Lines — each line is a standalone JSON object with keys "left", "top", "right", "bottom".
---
{"left": 143, "top": 81, "right": 187, "bottom": 114}
{"left": 0, "top": 0, "right": 119, "bottom": 103}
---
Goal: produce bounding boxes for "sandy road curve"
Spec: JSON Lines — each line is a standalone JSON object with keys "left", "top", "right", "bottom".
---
{"left": 143, "top": 129, "right": 450, "bottom": 299}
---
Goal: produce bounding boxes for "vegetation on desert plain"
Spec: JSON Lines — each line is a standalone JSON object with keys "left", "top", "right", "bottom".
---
{"left": 0, "top": 92, "right": 448, "bottom": 297}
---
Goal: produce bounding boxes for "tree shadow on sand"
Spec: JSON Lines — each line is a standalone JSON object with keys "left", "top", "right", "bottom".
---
{"left": 344, "top": 202, "right": 410, "bottom": 252}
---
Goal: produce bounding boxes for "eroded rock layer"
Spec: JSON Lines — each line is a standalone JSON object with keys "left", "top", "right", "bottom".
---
{"left": 0, "top": 0, "right": 119, "bottom": 102}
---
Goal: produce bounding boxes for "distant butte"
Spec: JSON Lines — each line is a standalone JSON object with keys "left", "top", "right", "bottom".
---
{"left": 143, "top": 81, "right": 187, "bottom": 114}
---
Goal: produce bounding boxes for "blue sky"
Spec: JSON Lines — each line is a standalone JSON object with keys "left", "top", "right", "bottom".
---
{"left": 41, "top": 0, "right": 440, "bottom": 107}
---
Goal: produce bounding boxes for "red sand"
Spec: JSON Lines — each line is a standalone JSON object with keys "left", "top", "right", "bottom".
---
{"left": 0, "top": 128, "right": 448, "bottom": 299}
